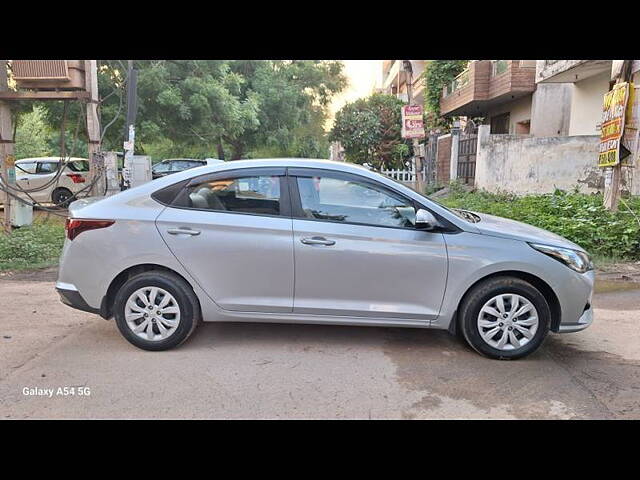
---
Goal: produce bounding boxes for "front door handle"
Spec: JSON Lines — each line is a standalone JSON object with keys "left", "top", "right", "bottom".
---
{"left": 301, "top": 236, "right": 335, "bottom": 246}
{"left": 167, "top": 228, "right": 201, "bottom": 236}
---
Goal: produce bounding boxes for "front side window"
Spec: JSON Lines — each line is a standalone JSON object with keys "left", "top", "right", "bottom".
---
{"left": 175, "top": 175, "right": 281, "bottom": 216}
{"left": 296, "top": 175, "right": 416, "bottom": 228}
{"left": 15, "top": 162, "right": 37, "bottom": 174}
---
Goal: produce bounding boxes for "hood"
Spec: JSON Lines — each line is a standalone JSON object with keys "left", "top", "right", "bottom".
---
{"left": 470, "top": 211, "right": 585, "bottom": 252}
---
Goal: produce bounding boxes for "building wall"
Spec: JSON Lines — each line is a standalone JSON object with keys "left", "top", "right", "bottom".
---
{"left": 485, "top": 95, "right": 533, "bottom": 134}
{"left": 568, "top": 71, "right": 610, "bottom": 136}
{"left": 475, "top": 125, "right": 602, "bottom": 194}
{"left": 530, "top": 83, "right": 572, "bottom": 136}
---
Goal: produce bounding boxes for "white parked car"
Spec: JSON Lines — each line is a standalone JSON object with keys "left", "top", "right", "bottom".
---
{"left": 2, "top": 157, "right": 90, "bottom": 206}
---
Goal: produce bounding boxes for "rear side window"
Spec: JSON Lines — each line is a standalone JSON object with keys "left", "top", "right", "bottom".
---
{"left": 37, "top": 162, "right": 59, "bottom": 174}
{"left": 67, "top": 160, "right": 89, "bottom": 172}
{"left": 173, "top": 175, "right": 282, "bottom": 216}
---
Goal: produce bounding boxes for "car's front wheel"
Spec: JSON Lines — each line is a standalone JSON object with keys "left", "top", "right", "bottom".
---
{"left": 459, "top": 276, "right": 551, "bottom": 360}
{"left": 113, "top": 271, "right": 201, "bottom": 351}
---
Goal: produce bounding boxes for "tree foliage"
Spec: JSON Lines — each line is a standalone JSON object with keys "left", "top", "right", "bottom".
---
{"left": 422, "top": 60, "right": 469, "bottom": 129}
{"left": 329, "top": 93, "right": 411, "bottom": 169}
{"left": 30, "top": 60, "right": 346, "bottom": 161}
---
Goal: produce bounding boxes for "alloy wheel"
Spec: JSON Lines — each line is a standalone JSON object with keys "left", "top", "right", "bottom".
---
{"left": 476, "top": 293, "right": 539, "bottom": 351}
{"left": 124, "top": 287, "right": 181, "bottom": 341}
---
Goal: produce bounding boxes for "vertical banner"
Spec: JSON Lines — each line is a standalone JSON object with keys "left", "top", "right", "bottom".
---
{"left": 622, "top": 82, "right": 639, "bottom": 166}
{"left": 598, "top": 82, "right": 630, "bottom": 167}
{"left": 401, "top": 105, "right": 426, "bottom": 139}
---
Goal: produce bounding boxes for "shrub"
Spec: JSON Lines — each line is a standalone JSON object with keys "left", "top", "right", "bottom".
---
{"left": 0, "top": 221, "right": 65, "bottom": 271}
{"left": 437, "top": 189, "right": 640, "bottom": 261}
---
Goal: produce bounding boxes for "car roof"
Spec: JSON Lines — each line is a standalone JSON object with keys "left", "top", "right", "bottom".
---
{"left": 16, "top": 157, "right": 88, "bottom": 163}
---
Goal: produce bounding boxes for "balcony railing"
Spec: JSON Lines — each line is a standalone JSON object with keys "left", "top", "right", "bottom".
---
{"left": 440, "top": 60, "right": 535, "bottom": 116}
{"left": 443, "top": 68, "right": 470, "bottom": 97}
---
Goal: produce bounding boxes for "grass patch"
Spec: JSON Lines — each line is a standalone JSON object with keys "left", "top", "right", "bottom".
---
{"left": 0, "top": 217, "right": 66, "bottom": 271}
{"left": 436, "top": 186, "right": 640, "bottom": 262}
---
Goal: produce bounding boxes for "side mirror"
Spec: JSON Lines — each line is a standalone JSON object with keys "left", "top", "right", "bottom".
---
{"left": 415, "top": 209, "right": 440, "bottom": 230}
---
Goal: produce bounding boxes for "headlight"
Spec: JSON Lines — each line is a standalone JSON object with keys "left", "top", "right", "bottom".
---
{"left": 529, "top": 243, "right": 593, "bottom": 273}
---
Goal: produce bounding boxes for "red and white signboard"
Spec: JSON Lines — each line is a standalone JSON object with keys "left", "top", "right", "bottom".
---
{"left": 401, "top": 104, "right": 425, "bottom": 139}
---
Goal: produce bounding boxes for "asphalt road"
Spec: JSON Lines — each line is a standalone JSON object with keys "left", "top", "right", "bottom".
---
{"left": 1, "top": 268, "right": 639, "bottom": 419}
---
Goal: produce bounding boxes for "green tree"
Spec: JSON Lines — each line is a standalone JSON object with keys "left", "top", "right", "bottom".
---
{"left": 34, "top": 60, "right": 346, "bottom": 161}
{"left": 135, "top": 60, "right": 346, "bottom": 159}
{"left": 329, "top": 93, "right": 411, "bottom": 169}
{"left": 422, "top": 60, "right": 469, "bottom": 130}
{"left": 14, "top": 105, "right": 53, "bottom": 159}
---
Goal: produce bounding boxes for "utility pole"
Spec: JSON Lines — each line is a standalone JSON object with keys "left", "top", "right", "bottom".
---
{"left": 403, "top": 60, "right": 425, "bottom": 193}
{"left": 0, "top": 61, "right": 15, "bottom": 233}
{"left": 604, "top": 60, "right": 633, "bottom": 211}
{"left": 122, "top": 60, "right": 138, "bottom": 190}
{"left": 84, "top": 60, "right": 102, "bottom": 196}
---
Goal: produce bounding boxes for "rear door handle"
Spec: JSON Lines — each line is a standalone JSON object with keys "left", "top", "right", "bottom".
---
{"left": 301, "top": 236, "right": 335, "bottom": 246}
{"left": 167, "top": 228, "right": 201, "bottom": 236}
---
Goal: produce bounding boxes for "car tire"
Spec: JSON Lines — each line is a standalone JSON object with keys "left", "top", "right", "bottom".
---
{"left": 113, "top": 271, "right": 201, "bottom": 351}
{"left": 459, "top": 276, "right": 551, "bottom": 360}
{"left": 51, "top": 187, "right": 74, "bottom": 207}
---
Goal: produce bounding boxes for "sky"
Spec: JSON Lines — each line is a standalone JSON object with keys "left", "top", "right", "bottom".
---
{"left": 325, "top": 60, "right": 382, "bottom": 130}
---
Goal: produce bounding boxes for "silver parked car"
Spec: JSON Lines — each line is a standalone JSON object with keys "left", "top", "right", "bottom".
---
{"left": 56, "top": 159, "right": 594, "bottom": 359}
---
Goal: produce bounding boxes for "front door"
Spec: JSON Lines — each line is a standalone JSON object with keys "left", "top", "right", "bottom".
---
{"left": 13, "top": 161, "right": 37, "bottom": 199}
{"left": 156, "top": 168, "right": 294, "bottom": 313}
{"left": 28, "top": 161, "right": 60, "bottom": 203}
{"left": 288, "top": 169, "right": 448, "bottom": 321}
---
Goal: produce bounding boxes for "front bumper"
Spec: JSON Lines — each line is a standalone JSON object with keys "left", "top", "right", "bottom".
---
{"left": 56, "top": 281, "right": 100, "bottom": 315}
{"left": 557, "top": 303, "right": 594, "bottom": 333}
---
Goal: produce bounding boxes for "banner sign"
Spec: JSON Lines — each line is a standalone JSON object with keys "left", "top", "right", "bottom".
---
{"left": 622, "top": 83, "right": 639, "bottom": 167}
{"left": 598, "top": 82, "right": 630, "bottom": 167}
{"left": 401, "top": 105, "right": 425, "bottom": 139}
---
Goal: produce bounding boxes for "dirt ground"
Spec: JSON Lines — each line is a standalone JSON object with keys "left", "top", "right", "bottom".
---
{"left": 0, "top": 266, "right": 639, "bottom": 419}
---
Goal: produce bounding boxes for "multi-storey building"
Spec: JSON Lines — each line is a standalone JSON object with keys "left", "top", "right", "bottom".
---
{"left": 439, "top": 60, "right": 537, "bottom": 134}
{"left": 380, "top": 60, "right": 426, "bottom": 105}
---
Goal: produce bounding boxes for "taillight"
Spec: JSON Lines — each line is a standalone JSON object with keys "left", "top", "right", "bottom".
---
{"left": 65, "top": 219, "right": 115, "bottom": 240}
{"left": 67, "top": 173, "right": 86, "bottom": 184}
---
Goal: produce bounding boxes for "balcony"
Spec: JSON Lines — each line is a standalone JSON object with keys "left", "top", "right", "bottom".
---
{"left": 536, "top": 60, "right": 612, "bottom": 84}
{"left": 440, "top": 60, "right": 536, "bottom": 117}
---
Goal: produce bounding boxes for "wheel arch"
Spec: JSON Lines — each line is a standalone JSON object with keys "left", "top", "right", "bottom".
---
{"left": 450, "top": 270, "right": 561, "bottom": 335}
{"left": 100, "top": 263, "right": 200, "bottom": 320}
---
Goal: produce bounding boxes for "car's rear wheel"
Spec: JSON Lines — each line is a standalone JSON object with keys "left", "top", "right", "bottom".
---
{"left": 113, "top": 271, "right": 200, "bottom": 351}
{"left": 52, "top": 187, "right": 74, "bottom": 207}
{"left": 459, "top": 276, "right": 550, "bottom": 360}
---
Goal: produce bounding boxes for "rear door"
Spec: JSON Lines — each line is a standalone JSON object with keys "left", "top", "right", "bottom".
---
{"left": 156, "top": 167, "right": 294, "bottom": 313}
{"left": 288, "top": 168, "right": 448, "bottom": 321}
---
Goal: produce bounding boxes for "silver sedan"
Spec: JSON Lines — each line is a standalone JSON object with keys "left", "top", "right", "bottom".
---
{"left": 56, "top": 159, "right": 594, "bottom": 359}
